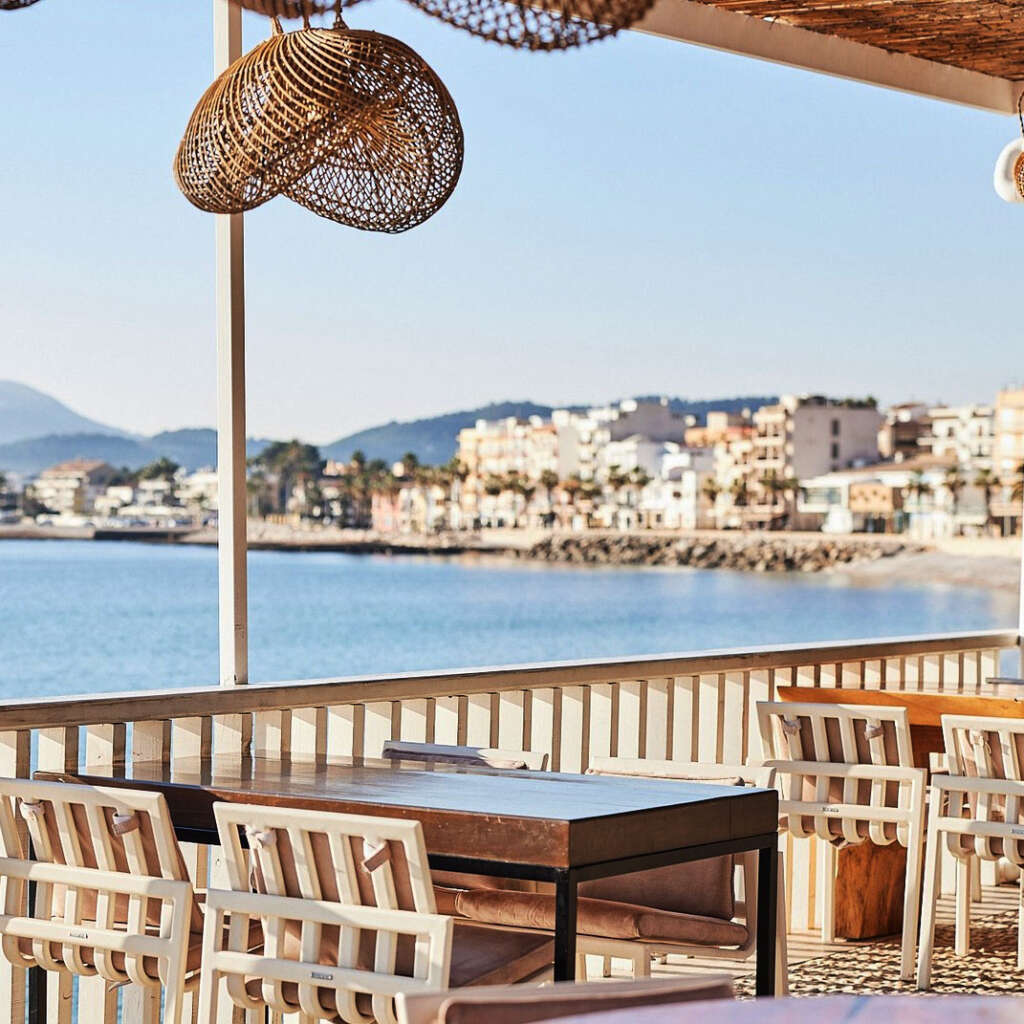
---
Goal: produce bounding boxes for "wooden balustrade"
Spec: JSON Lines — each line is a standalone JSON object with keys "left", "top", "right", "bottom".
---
{"left": 0, "top": 628, "right": 1017, "bottom": 1023}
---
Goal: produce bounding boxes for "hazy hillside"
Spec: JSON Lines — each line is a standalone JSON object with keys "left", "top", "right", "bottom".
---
{"left": 0, "top": 382, "right": 781, "bottom": 475}
{"left": 0, "top": 381, "right": 127, "bottom": 445}
{"left": 0, "top": 430, "right": 273, "bottom": 476}
{"left": 323, "top": 401, "right": 555, "bottom": 465}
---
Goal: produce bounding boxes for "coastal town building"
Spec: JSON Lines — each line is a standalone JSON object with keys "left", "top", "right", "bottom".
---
{"left": 992, "top": 387, "right": 1024, "bottom": 534}
{"left": 683, "top": 409, "right": 752, "bottom": 449}
{"left": 31, "top": 459, "right": 117, "bottom": 517}
{"left": 553, "top": 398, "right": 687, "bottom": 482}
{"left": 799, "top": 454, "right": 988, "bottom": 538}
{"left": 877, "top": 402, "right": 930, "bottom": 462}
{"left": 457, "top": 415, "right": 558, "bottom": 528}
{"left": 639, "top": 446, "right": 716, "bottom": 530}
{"left": 918, "top": 404, "right": 994, "bottom": 471}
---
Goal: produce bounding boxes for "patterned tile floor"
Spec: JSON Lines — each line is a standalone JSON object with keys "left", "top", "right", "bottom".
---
{"left": 645, "top": 885, "right": 1024, "bottom": 998}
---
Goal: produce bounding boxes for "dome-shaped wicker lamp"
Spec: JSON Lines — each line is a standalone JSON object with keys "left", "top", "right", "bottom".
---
{"left": 174, "top": 21, "right": 362, "bottom": 213}
{"left": 236, "top": 0, "right": 344, "bottom": 17}
{"left": 0, "top": 0, "right": 45, "bottom": 9}
{"left": 282, "top": 26, "right": 463, "bottom": 232}
{"left": 399, "top": 0, "right": 655, "bottom": 50}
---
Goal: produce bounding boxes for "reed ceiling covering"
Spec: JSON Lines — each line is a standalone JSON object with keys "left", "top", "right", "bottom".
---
{"left": 687, "top": 0, "right": 1024, "bottom": 79}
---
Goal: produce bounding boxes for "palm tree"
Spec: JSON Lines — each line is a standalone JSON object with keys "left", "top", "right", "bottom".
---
{"left": 1012, "top": 462, "right": 1024, "bottom": 504}
{"left": 905, "top": 472, "right": 931, "bottom": 511}
{"left": 975, "top": 467, "right": 995, "bottom": 528}
{"left": 944, "top": 468, "right": 965, "bottom": 528}
{"left": 730, "top": 478, "right": 749, "bottom": 508}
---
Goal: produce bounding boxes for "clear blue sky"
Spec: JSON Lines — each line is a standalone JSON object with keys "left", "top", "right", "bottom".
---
{"left": 1, "top": 1, "right": 1021, "bottom": 444}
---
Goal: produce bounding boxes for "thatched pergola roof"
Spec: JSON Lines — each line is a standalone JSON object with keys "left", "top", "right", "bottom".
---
{"left": 633, "top": 0, "right": 1023, "bottom": 113}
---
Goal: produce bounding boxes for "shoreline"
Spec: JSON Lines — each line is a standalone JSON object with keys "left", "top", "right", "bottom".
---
{"left": 1, "top": 524, "right": 1019, "bottom": 593}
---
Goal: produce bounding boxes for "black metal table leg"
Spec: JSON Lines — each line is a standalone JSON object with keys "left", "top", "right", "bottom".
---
{"left": 755, "top": 842, "right": 778, "bottom": 997}
{"left": 553, "top": 869, "right": 579, "bottom": 982}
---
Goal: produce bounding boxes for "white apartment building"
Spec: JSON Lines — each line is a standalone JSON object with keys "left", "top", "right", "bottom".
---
{"left": 595, "top": 435, "right": 665, "bottom": 483}
{"left": 31, "top": 459, "right": 117, "bottom": 516}
{"left": 553, "top": 398, "right": 687, "bottom": 481}
{"left": 640, "top": 446, "right": 716, "bottom": 530}
{"left": 918, "top": 404, "right": 994, "bottom": 470}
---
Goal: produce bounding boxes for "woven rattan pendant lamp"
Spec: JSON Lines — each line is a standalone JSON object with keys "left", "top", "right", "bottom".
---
{"left": 0, "top": 1, "right": 44, "bottom": 9}
{"left": 236, "top": 0, "right": 342, "bottom": 16}
{"left": 175, "top": 20, "right": 355, "bottom": 213}
{"left": 175, "top": 13, "right": 463, "bottom": 231}
{"left": 400, "top": 0, "right": 655, "bottom": 50}
{"left": 282, "top": 21, "right": 463, "bottom": 232}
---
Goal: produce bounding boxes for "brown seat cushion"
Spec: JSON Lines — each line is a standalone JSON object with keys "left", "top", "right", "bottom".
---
{"left": 243, "top": 919, "right": 553, "bottom": 1018}
{"left": 444, "top": 888, "right": 749, "bottom": 948}
{"left": 579, "top": 854, "right": 735, "bottom": 921}
{"left": 434, "top": 976, "right": 734, "bottom": 1024}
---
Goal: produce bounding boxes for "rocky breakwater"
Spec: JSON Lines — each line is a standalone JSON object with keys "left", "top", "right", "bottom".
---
{"left": 519, "top": 533, "right": 923, "bottom": 573}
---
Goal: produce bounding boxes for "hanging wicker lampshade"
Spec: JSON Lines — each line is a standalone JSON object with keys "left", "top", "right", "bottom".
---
{"left": 282, "top": 27, "right": 463, "bottom": 232}
{"left": 174, "top": 22, "right": 365, "bottom": 213}
{"left": 0, "top": 0, "right": 44, "bottom": 9}
{"left": 399, "top": 0, "right": 655, "bottom": 50}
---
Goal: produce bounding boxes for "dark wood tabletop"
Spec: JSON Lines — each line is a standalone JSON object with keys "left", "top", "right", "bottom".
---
{"left": 46, "top": 755, "right": 778, "bottom": 870}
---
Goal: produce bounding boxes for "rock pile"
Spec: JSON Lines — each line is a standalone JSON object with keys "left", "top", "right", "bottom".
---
{"left": 519, "top": 534, "right": 920, "bottom": 573}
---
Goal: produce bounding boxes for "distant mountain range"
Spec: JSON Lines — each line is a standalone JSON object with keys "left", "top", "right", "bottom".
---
{"left": 0, "top": 380, "right": 125, "bottom": 444}
{"left": 0, "top": 382, "right": 777, "bottom": 476}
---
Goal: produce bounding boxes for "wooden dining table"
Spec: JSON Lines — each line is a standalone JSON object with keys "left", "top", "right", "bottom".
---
{"left": 43, "top": 754, "right": 781, "bottom": 991}
{"left": 776, "top": 684, "right": 1024, "bottom": 940}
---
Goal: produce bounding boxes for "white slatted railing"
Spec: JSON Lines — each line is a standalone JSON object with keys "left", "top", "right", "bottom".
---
{"left": 0, "top": 628, "right": 1017, "bottom": 1023}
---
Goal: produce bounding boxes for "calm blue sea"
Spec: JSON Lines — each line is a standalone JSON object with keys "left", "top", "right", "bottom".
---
{"left": 0, "top": 539, "right": 1017, "bottom": 698}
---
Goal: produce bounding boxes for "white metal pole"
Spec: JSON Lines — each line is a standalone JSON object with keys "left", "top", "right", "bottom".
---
{"left": 214, "top": 0, "right": 248, "bottom": 687}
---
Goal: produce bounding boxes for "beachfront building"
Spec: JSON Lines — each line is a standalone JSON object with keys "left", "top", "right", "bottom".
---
{"left": 799, "top": 454, "right": 988, "bottom": 537}
{"left": 718, "top": 395, "right": 882, "bottom": 529}
{"left": 30, "top": 458, "right": 117, "bottom": 518}
{"left": 992, "top": 387, "right": 1024, "bottom": 534}
{"left": 639, "top": 446, "right": 716, "bottom": 530}
{"left": 553, "top": 398, "right": 688, "bottom": 482}
{"left": 684, "top": 409, "right": 752, "bottom": 449}
{"left": 918, "top": 403, "right": 994, "bottom": 471}
{"left": 457, "top": 415, "right": 558, "bottom": 528}
{"left": 877, "top": 402, "right": 930, "bottom": 462}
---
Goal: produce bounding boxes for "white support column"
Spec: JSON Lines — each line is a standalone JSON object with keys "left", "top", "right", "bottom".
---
{"left": 215, "top": 0, "right": 248, "bottom": 688}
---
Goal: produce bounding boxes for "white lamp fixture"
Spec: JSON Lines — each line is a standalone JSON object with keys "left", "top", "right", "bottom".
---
{"left": 994, "top": 93, "right": 1024, "bottom": 203}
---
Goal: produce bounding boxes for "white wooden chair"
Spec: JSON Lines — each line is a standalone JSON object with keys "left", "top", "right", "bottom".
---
{"left": 0, "top": 778, "right": 202, "bottom": 1024}
{"left": 199, "top": 802, "right": 554, "bottom": 1024}
{"left": 757, "top": 701, "right": 927, "bottom": 981}
{"left": 581, "top": 757, "right": 789, "bottom": 993}
{"left": 918, "top": 714, "right": 1024, "bottom": 989}
{"left": 381, "top": 741, "right": 549, "bottom": 772}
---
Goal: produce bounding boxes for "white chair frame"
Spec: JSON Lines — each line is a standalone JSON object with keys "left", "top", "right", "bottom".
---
{"left": 579, "top": 757, "right": 789, "bottom": 994}
{"left": 381, "top": 741, "right": 549, "bottom": 772}
{"left": 918, "top": 714, "right": 1024, "bottom": 989}
{"left": 757, "top": 701, "right": 927, "bottom": 981}
{"left": 0, "top": 778, "right": 197, "bottom": 1024}
{"left": 199, "top": 801, "right": 455, "bottom": 1024}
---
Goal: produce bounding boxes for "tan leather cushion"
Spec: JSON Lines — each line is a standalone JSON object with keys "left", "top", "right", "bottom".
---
{"left": 579, "top": 854, "right": 735, "bottom": 922}
{"left": 436, "top": 977, "right": 734, "bottom": 1024}
{"left": 244, "top": 921, "right": 553, "bottom": 1018}
{"left": 445, "top": 889, "right": 748, "bottom": 948}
